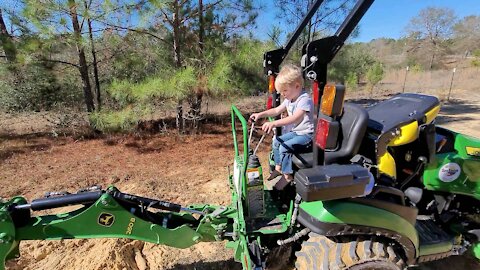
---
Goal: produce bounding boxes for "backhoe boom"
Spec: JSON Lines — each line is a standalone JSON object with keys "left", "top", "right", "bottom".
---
{"left": 0, "top": 186, "right": 236, "bottom": 270}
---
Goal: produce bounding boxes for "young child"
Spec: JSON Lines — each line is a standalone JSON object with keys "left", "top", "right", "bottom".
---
{"left": 250, "top": 64, "right": 314, "bottom": 190}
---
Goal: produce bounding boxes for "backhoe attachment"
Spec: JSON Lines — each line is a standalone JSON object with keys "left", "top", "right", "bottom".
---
{"left": 0, "top": 186, "right": 236, "bottom": 270}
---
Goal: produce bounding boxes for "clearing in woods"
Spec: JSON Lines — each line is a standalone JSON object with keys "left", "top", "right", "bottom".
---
{"left": 0, "top": 91, "right": 479, "bottom": 270}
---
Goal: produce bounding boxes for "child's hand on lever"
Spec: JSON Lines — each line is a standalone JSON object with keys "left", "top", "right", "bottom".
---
{"left": 249, "top": 113, "right": 261, "bottom": 123}
{"left": 262, "top": 121, "right": 276, "bottom": 134}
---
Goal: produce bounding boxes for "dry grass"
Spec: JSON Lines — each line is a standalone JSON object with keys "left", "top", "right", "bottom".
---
{"left": 374, "top": 66, "right": 480, "bottom": 98}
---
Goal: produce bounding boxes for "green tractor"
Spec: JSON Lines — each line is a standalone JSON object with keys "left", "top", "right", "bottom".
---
{"left": 0, "top": 0, "right": 479, "bottom": 269}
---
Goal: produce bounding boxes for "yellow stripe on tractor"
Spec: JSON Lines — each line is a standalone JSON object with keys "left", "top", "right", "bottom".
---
{"left": 389, "top": 121, "right": 419, "bottom": 147}
{"left": 378, "top": 151, "right": 397, "bottom": 178}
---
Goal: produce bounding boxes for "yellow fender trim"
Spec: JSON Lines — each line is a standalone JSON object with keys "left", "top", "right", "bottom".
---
{"left": 389, "top": 121, "right": 419, "bottom": 147}
{"left": 379, "top": 152, "right": 396, "bottom": 178}
{"left": 425, "top": 105, "right": 440, "bottom": 124}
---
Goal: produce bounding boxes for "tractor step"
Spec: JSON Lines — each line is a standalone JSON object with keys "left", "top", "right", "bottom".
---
{"left": 415, "top": 219, "right": 453, "bottom": 246}
{"left": 247, "top": 216, "right": 284, "bottom": 232}
{"left": 416, "top": 218, "right": 455, "bottom": 262}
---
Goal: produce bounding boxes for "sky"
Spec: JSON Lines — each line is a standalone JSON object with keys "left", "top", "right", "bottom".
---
{"left": 2, "top": 0, "right": 480, "bottom": 43}
{"left": 256, "top": 0, "right": 480, "bottom": 44}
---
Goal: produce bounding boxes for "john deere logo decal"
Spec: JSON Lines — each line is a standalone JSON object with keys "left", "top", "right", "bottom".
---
{"left": 98, "top": 213, "right": 115, "bottom": 227}
{"left": 438, "top": 163, "right": 461, "bottom": 183}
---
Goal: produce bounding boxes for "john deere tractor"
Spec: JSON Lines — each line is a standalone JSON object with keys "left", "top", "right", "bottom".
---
{"left": 0, "top": 0, "right": 479, "bottom": 269}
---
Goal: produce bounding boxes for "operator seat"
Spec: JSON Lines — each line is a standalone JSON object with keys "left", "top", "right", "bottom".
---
{"left": 292, "top": 102, "right": 369, "bottom": 168}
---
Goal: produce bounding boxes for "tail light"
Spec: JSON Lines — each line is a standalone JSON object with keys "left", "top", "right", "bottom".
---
{"left": 266, "top": 95, "right": 273, "bottom": 109}
{"left": 315, "top": 117, "right": 339, "bottom": 150}
{"left": 315, "top": 118, "right": 330, "bottom": 149}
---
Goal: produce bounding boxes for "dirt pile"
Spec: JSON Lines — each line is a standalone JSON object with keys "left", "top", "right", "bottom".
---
{"left": 7, "top": 240, "right": 238, "bottom": 270}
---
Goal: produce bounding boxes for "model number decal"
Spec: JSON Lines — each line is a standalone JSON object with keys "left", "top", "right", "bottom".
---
{"left": 466, "top": 147, "right": 480, "bottom": 157}
{"left": 126, "top": 217, "right": 136, "bottom": 235}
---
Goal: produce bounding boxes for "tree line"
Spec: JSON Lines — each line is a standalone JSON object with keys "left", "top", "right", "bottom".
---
{"left": 0, "top": 0, "right": 265, "bottom": 132}
{"left": 0, "top": 2, "right": 479, "bottom": 132}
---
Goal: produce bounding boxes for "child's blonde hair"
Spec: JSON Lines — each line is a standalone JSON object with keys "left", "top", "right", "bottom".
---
{"left": 275, "top": 64, "right": 304, "bottom": 91}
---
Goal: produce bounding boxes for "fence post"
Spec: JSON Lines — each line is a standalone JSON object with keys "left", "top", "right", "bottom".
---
{"left": 402, "top": 66, "right": 409, "bottom": 93}
{"left": 447, "top": 67, "right": 456, "bottom": 101}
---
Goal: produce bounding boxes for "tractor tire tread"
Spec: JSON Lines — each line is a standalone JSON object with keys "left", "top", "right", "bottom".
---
{"left": 295, "top": 234, "right": 407, "bottom": 270}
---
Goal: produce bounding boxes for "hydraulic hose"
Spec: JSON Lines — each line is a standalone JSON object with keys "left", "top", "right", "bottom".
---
{"left": 277, "top": 228, "right": 310, "bottom": 246}
{"left": 110, "top": 190, "right": 204, "bottom": 216}
{"left": 16, "top": 191, "right": 103, "bottom": 211}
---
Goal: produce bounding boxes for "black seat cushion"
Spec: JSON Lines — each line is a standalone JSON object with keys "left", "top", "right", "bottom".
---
{"left": 292, "top": 152, "right": 313, "bottom": 169}
{"left": 292, "top": 103, "right": 369, "bottom": 168}
{"left": 367, "top": 93, "right": 439, "bottom": 133}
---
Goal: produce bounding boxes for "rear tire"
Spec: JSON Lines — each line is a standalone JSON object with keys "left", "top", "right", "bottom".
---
{"left": 295, "top": 233, "right": 406, "bottom": 270}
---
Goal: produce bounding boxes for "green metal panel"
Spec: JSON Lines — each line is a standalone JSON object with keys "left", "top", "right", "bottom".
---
{"left": 231, "top": 157, "right": 247, "bottom": 232}
{"left": 423, "top": 131, "right": 480, "bottom": 200}
{"left": 474, "top": 243, "right": 480, "bottom": 260}
{"left": 226, "top": 234, "right": 253, "bottom": 270}
{"left": 250, "top": 191, "right": 291, "bottom": 235}
{"left": 299, "top": 200, "right": 419, "bottom": 254}
{"left": 0, "top": 206, "right": 17, "bottom": 270}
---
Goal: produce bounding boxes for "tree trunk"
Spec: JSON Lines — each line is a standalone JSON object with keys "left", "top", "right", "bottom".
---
{"left": 189, "top": 0, "right": 205, "bottom": 132}
{"left": 199, "top": 0, "right": 204, "bottom": 53}
{"left": 176, "top": 100, "right": 183, "bottom": 133}
{"left": 172, "top": 0, "right": 184, "bottom": 132}
{"left": 85, "top": 1, "right": 101, "bottom": 111}
{"left": 0, "top": 9, "right": 17, "bottom": 63}
{"left": 172, "top": 0, "right": 182, "bottom": 68}
{"left": 69, "top": 0, "right": 95, "bottom": 112}
{"left": 191, "top": 92, "right": 203, "bottom": 131}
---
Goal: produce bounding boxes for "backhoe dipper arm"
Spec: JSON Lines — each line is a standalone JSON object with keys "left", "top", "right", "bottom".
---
{"left": 0, "top": 187, "right": 236, "bottom": 270}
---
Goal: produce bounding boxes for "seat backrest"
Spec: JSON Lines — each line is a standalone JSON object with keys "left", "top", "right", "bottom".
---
{"left": 325, "top": 103, "right": 369, "bottom": 164}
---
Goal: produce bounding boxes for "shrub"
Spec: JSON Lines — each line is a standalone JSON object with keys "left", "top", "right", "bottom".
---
{"left": 366, "top": 62, "right": 385, "bottom": 87}
{"left": 89, "top": 106, "right": 152, "bottom": 132}
{"left": 107, "top": 67, "right": 195, "bottom": 105}
{"left": 345, "top": 72, "right": 359, "bottom": 90}
{"left": 0, "top": 64, "right": 82, "bottom": 112}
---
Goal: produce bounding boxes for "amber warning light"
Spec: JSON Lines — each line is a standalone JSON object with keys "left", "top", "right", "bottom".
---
{"left": 268, "top": 75, "right": 275, "bottom": 93}
{"left": 320, "top": 84, "right": 345, "bottom": 117}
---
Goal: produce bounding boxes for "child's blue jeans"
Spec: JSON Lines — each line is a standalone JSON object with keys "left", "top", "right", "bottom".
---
{"left": 272, "top": 131, "right": 312, "bottom": 174}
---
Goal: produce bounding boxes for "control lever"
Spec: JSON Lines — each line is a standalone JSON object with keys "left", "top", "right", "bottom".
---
{"left": 248, "top": 122, "right": 266, "bottom": 156}
{"left": 400, "top": 156, "right": 427, "bottom": 189}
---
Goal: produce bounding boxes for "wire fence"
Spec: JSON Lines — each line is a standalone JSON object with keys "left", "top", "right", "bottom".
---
{"left": 376, "top": 66, "right": 480, "bottom": 100}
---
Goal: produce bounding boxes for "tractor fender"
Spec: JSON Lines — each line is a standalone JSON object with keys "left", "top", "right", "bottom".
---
{"left": 297, "top": 199, "right": 419, "bottom": 265}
